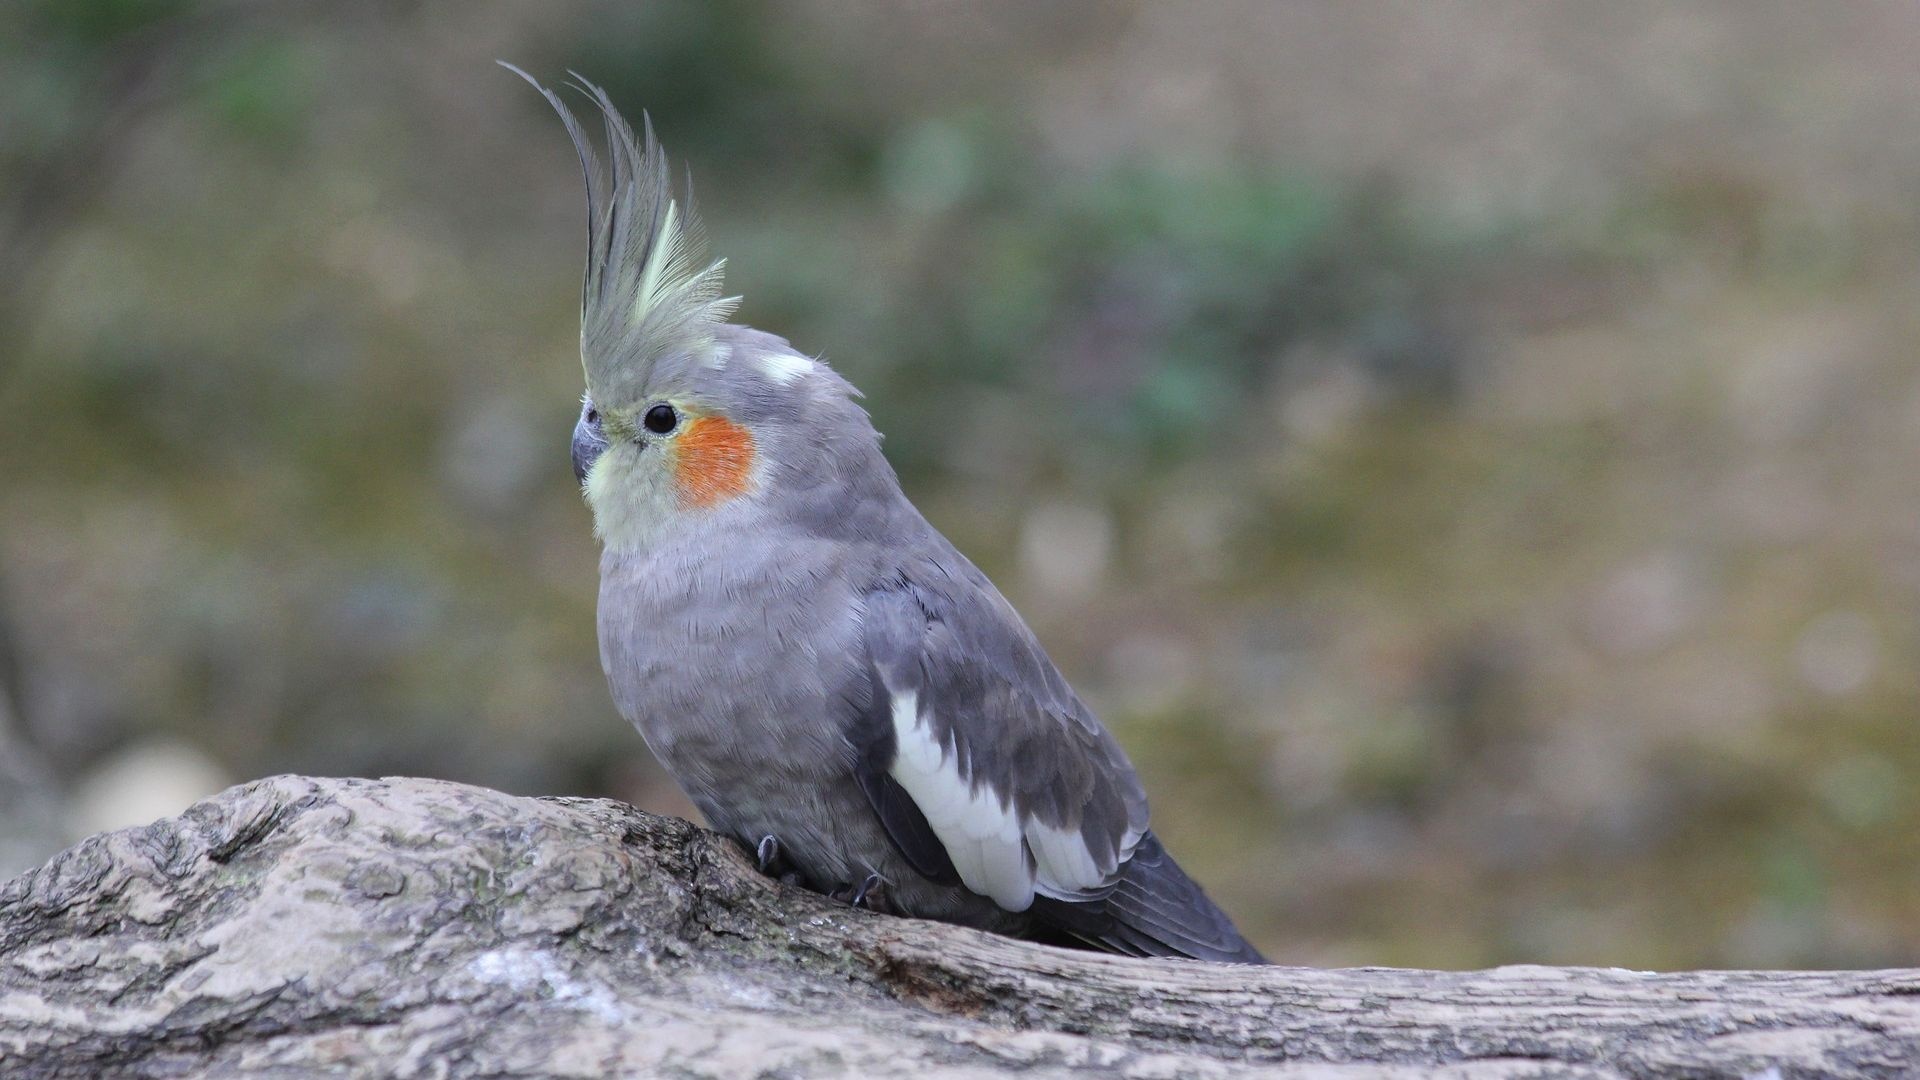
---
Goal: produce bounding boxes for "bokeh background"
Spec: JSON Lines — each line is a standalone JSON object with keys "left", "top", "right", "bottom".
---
{"left": 4, "top": 1, "right": 1918, "bottom": 970}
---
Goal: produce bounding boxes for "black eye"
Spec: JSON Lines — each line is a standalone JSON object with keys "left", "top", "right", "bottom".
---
{"left": 584, "top": 407, "right": 599, "bottom": 424}
{"left": 643, "top": 403, "right": 678, "bottom": 434}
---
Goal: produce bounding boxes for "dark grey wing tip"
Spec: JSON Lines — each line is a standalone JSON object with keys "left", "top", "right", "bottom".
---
{"left": 1032, "top": 831, "right": 1269, "bottom": 965}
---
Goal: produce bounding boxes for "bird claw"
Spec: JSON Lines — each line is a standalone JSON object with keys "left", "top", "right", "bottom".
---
{"left": 831, "top": 873, "right": 895, "bottom": 914}
{"left": 755, "top": 835, "right": 786, "bottom": 875}
{"left": 758, "top": 840, "right": 890, "bottom": 909}
{"left": 754, "top": 835, "right": 804, "bottom": 886}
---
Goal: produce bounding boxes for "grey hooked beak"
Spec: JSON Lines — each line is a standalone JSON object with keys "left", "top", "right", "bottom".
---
{"left": 571, "top": 401, "right": 610, "bottom": 484}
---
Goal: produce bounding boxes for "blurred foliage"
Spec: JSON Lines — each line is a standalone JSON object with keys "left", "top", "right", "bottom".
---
{"left": 26, "top": 0, "right": 188, "bottom": 46}
{"left": 3, "top": 0, "right": 1919, "bottom": 970}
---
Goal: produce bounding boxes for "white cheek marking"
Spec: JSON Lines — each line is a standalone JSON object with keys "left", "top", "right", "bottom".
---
{"left": 759, "top": 352, "right": 816, "bottom": 385}
{"left": 887, "top": 690, "right": 1035, "bottom": 912}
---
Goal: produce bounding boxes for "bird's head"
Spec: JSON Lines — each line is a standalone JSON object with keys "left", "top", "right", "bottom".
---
{"left": 515, "top": 67, "right": 889, "bottom": 551}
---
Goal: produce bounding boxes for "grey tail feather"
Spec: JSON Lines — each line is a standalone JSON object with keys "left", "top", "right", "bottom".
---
{"left": 1030, "top": 831, "right": 1268, "bottom": 964}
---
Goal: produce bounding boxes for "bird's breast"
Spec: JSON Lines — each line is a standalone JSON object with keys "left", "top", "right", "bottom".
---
{"left": 596, "top": 537, "right": 866, "bottom": 797}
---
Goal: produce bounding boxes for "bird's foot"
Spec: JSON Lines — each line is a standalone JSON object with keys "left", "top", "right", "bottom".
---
{"left": 753, "top": 835, "right": 804, "bottom": 886}
{"left": 830, "top": 873, "right": 896, "bottom": 915}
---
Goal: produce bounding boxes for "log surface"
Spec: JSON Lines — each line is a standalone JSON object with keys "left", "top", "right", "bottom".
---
{"left": 0, "top": 775, "right": 1914, "bottom": 1078}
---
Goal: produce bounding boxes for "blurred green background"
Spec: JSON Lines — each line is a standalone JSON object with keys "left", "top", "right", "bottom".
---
{"left": 3, "top": 1, "right": 1918, "bottom": 969}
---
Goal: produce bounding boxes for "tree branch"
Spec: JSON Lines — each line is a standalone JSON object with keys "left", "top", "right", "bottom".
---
{"left": 0, "top": 775, "right": 1913, "bottom": 1077}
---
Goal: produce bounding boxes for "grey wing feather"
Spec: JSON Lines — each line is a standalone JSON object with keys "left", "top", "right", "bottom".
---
{"left": 854, "top": 557, "right": 1149, "bottom": 912}
{"left": 847, "top": 657, "right": 961, "bottom": 886}
{"left": 850, "top": 551, "right": 1268, "bottom": 963}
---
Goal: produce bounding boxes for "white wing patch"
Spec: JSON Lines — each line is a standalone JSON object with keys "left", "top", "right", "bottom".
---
{"left": 887, "top": 689, "right": 1122, "bottom": 910}
{"left": 759, "top": 352, "right": 816, "bottom": 385}
{"left": 888, "top": 690, "right": 1033, "bottom": 911}
{"left": 1025, "top": 820, "right": 1106, "bottom": 898}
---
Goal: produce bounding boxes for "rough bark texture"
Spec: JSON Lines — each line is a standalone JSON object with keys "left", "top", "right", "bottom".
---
{"left": 0, "top": 776, "right": 1915, "bottom": 1078}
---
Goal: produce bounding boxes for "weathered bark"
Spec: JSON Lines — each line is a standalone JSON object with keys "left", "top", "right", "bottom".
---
{"left": 0, "top": 776, "right": 1914, "bottom": 1078}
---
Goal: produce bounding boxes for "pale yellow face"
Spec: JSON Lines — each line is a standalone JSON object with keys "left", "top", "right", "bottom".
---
{"left": 584, "top": 404, "right": 760, "bottom": 550}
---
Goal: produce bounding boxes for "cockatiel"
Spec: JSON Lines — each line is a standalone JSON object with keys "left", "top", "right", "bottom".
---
{"left": 511, "top": 67, "right": 1265, "bottom": 963}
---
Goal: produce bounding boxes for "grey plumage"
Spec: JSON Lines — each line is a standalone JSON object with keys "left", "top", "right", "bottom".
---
{"left": 856, "top": 572, "right": 1146, "bottom": 901}
{"left": 501, "top": 62, "right": 737, "bottom": 423}
{"left": 515, "top": 69, "right": 1266, "bottom": 964}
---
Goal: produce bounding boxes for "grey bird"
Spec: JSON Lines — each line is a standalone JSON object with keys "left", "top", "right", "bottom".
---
{"left": 511, "top": 67, "right": 1266, "bottom": 964}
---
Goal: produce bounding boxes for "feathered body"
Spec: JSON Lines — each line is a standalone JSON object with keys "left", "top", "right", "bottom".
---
{"left": 510, "top": 66, "right": 1264, "bottom": 963}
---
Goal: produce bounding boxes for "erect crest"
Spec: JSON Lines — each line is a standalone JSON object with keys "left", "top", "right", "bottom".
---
{"left": 503, "top": 64, "right": 739, "bottom": 415}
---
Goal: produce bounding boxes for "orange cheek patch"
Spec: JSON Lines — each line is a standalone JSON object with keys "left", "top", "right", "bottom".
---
{"left": 671, "top": 415, "right": 757, "bottom": 509}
